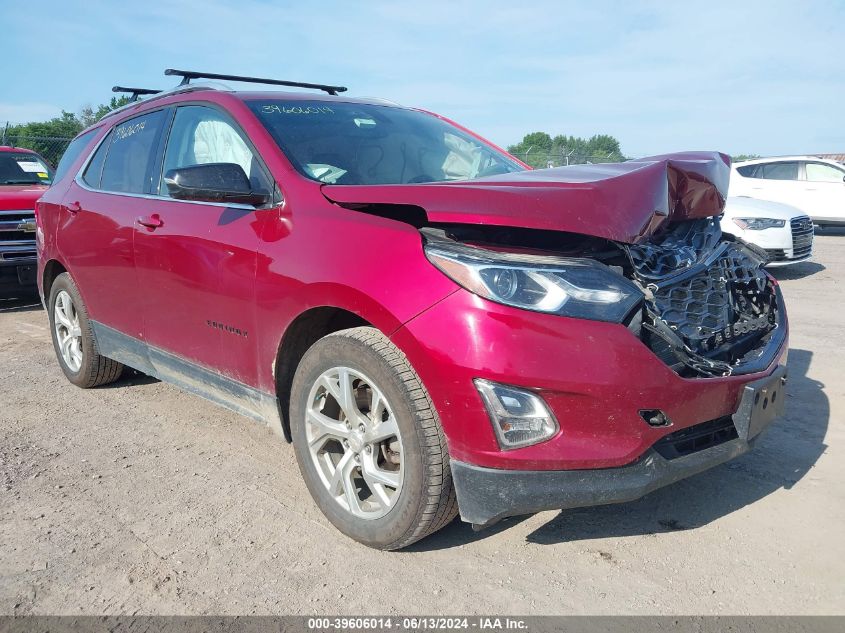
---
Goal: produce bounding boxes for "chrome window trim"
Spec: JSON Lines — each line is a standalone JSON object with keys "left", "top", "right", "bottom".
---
{"left": 72, "top": 174, "right": 257, "bottom": 212}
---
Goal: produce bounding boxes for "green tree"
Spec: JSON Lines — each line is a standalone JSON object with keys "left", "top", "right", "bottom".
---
{"left": 2, "top": 96, "right": 132, "bottom": 165}
{"left": 508, "top": 131, "right": 625, "bottom": 168}
{"left": 519, "top": 131, "right": 554, "bottom": 153}
{"left": 586, "top": 134, "right": 622, "bottom": 159}
{"left": 79, "top": 96, "right": 132, "bottom": 128}
{"left": 731, "top": 154, "right": 761, "bottom": 162}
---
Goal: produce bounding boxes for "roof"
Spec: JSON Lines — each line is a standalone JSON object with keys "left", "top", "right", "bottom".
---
{"left": 97, "top": 83, "right": 403, "bottom": 127}
{"left": 224, "top": 90, "right": 400, "bottom": 106}
{"left": 734, "top": 155, "right": 845, "bottom": 167}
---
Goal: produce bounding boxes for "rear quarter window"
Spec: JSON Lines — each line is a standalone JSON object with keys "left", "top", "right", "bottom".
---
{"left": 736, "top": 164, "right": 759, "bottom": 178}
{"left": 82, "top": 131, "right": 113, "bottom": 188}
{"left": 53, "top": 129, "right": 98, "bottom": 184}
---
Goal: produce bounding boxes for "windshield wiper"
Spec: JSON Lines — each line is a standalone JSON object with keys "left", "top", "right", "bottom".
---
{"left": 2, "top": 180, "right": 45, "bottom": 185}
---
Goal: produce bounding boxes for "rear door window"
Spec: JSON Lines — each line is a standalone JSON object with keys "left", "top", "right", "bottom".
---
{"left": 759, "top": 161, "right": 799, "bottom": 180}
{"left": 100, "top": 110, "right": 168, "bottom": 194}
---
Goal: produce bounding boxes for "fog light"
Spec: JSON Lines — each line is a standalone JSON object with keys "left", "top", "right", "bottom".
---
{"left": 474, "top": 379, "right": 559, "bottom": 450}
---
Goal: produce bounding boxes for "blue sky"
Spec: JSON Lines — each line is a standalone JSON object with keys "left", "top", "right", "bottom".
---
{"left": 2, "top": 0, "right": 843, "bottom": 156}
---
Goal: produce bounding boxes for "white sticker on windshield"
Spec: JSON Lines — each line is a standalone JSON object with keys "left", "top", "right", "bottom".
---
{"left": 261, "top": 104, "right": 334, "bottom": 115}
{"left": 17, "top": 160, "right": 47, "bottom": 173}
{"left": 305, "top": 163, "right": 347, "bottom": 183}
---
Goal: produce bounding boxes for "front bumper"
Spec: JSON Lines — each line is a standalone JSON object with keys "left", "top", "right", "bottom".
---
{"left": 453, "top": 365, "right": 787, "bottom": 526}
{"left": 392, "top": 288, "right": 787, "bottom": 472}
{"left": 0, "top": 258, "right": 37, "bottom": 291}
{"left": 765, "top": 254, "right": 812, "bottom": 267}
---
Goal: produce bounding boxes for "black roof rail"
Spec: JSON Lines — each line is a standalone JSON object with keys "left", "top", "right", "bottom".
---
{"left": 97, "top": 85, "right": 217, "bottom": 124}
{"left": 112, "top": 86, "right": 162, "bottom": 102}
{"left": 163, "top": 68, "right": 347, "bottom": 96}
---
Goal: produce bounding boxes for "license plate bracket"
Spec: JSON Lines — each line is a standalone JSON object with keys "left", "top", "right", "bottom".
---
{"left": 732, "top": 365, "right": 787, "bottom": 440}
{"left": 16, "top": 265, "right": 36, "bottom": 285}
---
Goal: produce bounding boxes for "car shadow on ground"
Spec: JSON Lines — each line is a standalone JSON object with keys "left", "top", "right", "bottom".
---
{"left": 100, "top": 368, "right": 161, "bottom": 388}
{"left": 408, "top": 348, "right": 827, "bottom": 551}
{"left": 768, "top": 261, "right": 826, "bottom": 280}
{"left": 815, "top": 226, "right": 845, "bottom": 237}
{"left": 0, "top": 294, "right": 43, "bottom": 313}
{"left": 402, "top": 515, "right": 534, "bottom": 551}
{"left": 0, "top": 294, "right": 159, "bottom": 387}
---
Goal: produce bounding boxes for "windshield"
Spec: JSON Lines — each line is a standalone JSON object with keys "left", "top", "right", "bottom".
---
{"left": 248, "top": 100, "right": 524, "bottom": 185}
{"left": 0, "top": 152, "right": 54, "bottom": 185}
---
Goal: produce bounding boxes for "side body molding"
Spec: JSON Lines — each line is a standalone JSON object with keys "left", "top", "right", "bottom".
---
{"left": 91, "top": 321, "right": 283, "bottom": 435}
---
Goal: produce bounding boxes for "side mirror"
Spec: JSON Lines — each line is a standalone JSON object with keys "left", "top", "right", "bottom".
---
{"left": 163, "top": 163, "right": 271, "bottom": 207}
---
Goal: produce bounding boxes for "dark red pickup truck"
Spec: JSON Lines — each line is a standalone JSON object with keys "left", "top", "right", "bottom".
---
{"left": 0, "top": 146, "right": 53, "bottom": 295}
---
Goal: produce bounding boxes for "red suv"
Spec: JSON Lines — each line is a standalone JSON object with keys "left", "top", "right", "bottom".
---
{"left": 1, "top": 146, "right": 53, "bottom": 295}
{"left": 36, "top": 70, "right": 788, "bottom": 549}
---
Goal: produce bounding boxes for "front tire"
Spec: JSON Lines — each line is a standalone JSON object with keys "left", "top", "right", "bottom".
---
{"left": 290, "top": 327, "right": 457, "bottom": 550}
{"left": 48, "top": 273, "right": 123, "bottom": 388}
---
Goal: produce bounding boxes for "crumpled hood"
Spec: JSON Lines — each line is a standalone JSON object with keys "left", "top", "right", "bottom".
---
{"left": 322, "top": 151, "right": 730, "bottom": 244}
{"left": 0, "top": 185, "right": 48, "bottom": 211}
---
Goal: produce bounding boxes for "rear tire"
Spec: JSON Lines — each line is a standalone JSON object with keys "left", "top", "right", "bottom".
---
{"left": 290, "top": 327, "right": 457, "bottom": 550}
{"left": 48, "top": 273, "right": 123, "bottom": 388}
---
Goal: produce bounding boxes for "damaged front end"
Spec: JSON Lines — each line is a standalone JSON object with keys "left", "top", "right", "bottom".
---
{"left": 422, "top": 219, "right": 784, "bottom": 379}
{"left": 622, "top": 217, "right": 785, "bottom": 377}
{"left": 324, "top": 151, "right": 785, "bottom": 378}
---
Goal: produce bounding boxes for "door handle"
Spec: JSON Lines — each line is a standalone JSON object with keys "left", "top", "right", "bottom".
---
{"left": 65, "top": 201, "right": 81, "bottom": 214}
{"left": 136, "top": 214, "right": 164, "bottom": 229}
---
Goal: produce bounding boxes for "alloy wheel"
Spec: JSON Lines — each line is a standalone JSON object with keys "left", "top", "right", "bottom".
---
{"left": 305, "top": 367, "right": 403, "bottom": 519}
{"left": 54, "top": 290, "right": 83, "bottom": 372}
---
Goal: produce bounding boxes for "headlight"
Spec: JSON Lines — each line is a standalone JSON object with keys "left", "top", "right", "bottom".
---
{"left": 732, "top": 217, "right": 786, "bottom": 230}
{"left": 424, "top": 241, "right": 642, "bottom": 322}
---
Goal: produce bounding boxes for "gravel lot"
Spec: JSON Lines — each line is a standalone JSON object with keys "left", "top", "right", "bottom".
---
{"left": 1, "top": 233, "right": 843, "bottom": 616}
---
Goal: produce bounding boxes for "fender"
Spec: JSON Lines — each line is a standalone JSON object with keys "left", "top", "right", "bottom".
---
{"left": 256, "top": 279, "right": 458, "bottom": 396}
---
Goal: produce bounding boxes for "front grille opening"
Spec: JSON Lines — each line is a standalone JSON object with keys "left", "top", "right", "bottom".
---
{"left": 0, "top": 212, "right": 36, "bottom": 243}
{"left": 653, "top": 416, "right": 738, "bottom": 460}
{"left": 0, "top": 251, "right": 36, "bottom": 261}
{"left": 626, "top": 218, "right": 780, "bottom": 377}
{"left": 790, "top": 216, "right": 813, "bottom": 259}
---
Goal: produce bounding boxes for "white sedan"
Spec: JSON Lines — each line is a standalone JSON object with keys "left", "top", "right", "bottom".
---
{"left": 721, "top": 196, "right": 813, "bottom": 266}
{"left": 729, "top": 156, "right": 845, "bottom": 227}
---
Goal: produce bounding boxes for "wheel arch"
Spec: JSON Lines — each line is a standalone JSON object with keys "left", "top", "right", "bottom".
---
{"left": 274, "top": 306, "right": 372, "bottom": 441}
{"left": 42, "top": 259, "right": 68, "bottom": 301}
